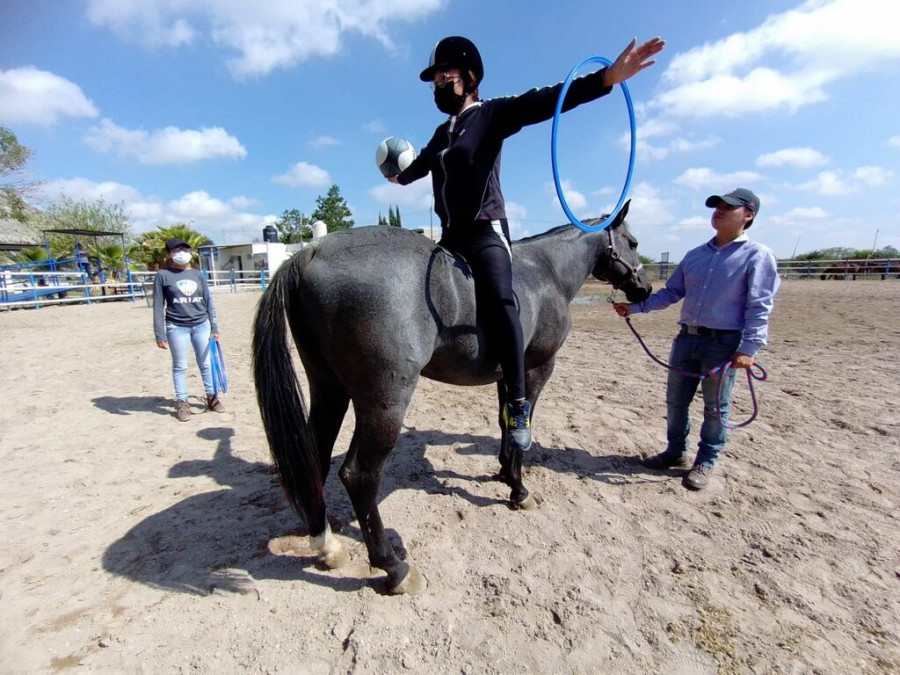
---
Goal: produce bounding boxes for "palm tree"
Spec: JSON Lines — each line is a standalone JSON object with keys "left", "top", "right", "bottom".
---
{"left": 129, "top": 224, "right": 212, "bottom": 270}
{"left": 94, "top": 242, "right": 126, "bottom": 274}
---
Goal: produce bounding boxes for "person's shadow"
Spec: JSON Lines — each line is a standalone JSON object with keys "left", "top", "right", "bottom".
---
{"left": 102, "top": 424, "right": 649, "bottom": 596}
{"left": 92, "top": 395, "right": 174, "bottom": 417}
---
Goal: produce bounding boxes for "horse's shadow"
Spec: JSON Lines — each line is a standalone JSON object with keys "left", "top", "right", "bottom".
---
{"left": 102, "top": 426, "right": 650, "bottom": 596}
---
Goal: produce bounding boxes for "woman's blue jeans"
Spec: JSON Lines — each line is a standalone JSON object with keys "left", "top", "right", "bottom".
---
{"left": 664, "top": 331, "right": 741, "bottom": 467}
{"left": 166, "top": 320, "right": 213, "bottom": 401}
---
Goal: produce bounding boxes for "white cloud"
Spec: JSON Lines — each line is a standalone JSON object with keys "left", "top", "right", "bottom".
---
{"left": 637, "top": 118, "right": 679, "bottom": 140}
{"left": 504, "top": 201, "right": 529, "bottom": 238}
{"left": 0, "top": 67, "right": 99, "bottom": 125}
{"left": 364, "top": 120, "right": 387, "bottom": 135}
{"left": 890, "top": 135, "right": 900, "bottom": 148}
{"left": 675, "top": 215, "right": 711, "bottom": 232}
{"left": 654, "top": 0, "right": 900, "bottom": 118}
{"left": 673, "top": 167, "right": 765, "bottom": 191}
{"left": 168, "top": 191, "right": 231, "bottom": 219}
{"left": 621, "top": 182, "right": 678, "bottom": 228}
{"left": 796, "top": 170, "right": 852, "bottom": 196}
{"left": 40, "top": 177, "right": 145, "bottom": 205}
{"left": 622, "top": 117, "right": 719, "bottom": 162}
{"left": 853, "top": 165, "right": 893, "bottom": 186}
{"left": 229, "top": 195, "right": 258, "bottom": 209}
{"left": 769, "top": 206, "right": 828, "bottom": 227}
{"left": 546, "top": 179, "right": 588, "bottom": 216}
{"left": 369, "top": 177, "right": 432, "bottom": 210}
{"left": 85, "top": 0, "right": 444, "bottom": 78}
{"left": 273, "top": 161, "right": 332, "bottom": 188}
{"left": 795, "top": 166, "right": 893, "bottom": 195}
{"left": 757, "top": 147, "right": 829, "bottom": 168}
{"left": 309, "top": 135, "right": 340, "bottom": 148}
{"left": 83, "top": 119, "right": 246, "bottom": 165}
{"left": 635, "top": 135, "right": 720, "bottom": 162}
{"left": 39, "top": 177, "right": 273, "bottom": 241}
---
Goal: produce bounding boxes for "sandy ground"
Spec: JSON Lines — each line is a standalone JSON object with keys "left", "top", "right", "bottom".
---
{"left": 0, "top": 279, "right": 898, "bottom": 674}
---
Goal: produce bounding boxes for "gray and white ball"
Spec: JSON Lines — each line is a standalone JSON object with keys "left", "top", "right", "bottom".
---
{"left": 376, "top": 137, "right": 416, "bottom": 178}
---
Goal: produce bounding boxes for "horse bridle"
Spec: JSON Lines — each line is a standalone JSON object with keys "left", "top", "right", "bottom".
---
{"left": 598, "top": 228, "right": 643, "bottom": 289}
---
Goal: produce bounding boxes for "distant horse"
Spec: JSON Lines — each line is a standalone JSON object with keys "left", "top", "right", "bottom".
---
{"left": 820, "top": 260, "right": 860, "bottom": 280}
{"left": 253, "top": 201, "right": 652, "bottom": 595}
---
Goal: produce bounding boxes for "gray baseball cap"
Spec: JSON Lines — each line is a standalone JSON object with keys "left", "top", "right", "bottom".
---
{"left": 705, "top": 188, "right": 760, "bottom": 214}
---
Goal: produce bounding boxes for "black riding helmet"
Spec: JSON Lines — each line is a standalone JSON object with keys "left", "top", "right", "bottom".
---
{"left": 419, "top": 36, "right": 484, "bottom": 90}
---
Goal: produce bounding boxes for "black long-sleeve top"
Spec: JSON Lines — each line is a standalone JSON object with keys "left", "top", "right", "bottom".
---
{"left": 398, "top": 69, "right": 613, "bottom": 234}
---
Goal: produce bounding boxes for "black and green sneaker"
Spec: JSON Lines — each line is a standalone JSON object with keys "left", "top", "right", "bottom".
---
{"left": 503, "top": 400, "right": 532, "bottom": 452}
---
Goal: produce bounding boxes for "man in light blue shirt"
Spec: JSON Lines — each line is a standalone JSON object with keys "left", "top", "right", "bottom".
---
{"left": 614, "top": 188, "right": 780, "bottom": 490}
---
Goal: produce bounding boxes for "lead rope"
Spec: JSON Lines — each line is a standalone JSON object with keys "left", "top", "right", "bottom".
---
{"left": 210, "top": 337, "right": 229, "bottom": 396}
{"left": 621, "top": 315, "right": 767, "bottom": 429}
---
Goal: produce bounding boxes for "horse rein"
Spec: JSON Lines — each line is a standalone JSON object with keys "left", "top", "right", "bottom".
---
{"left": 621, "top": 316, "right": 767, "bottom": 429}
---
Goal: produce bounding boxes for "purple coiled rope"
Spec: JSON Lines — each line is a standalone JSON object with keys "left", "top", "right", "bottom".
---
{"left": 623, "top": 317, "right": 767, "bottom": 429}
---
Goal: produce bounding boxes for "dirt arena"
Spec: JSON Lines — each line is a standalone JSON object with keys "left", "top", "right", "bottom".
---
{"left": 0, "top": 279, "right": 897, "bottom": 674}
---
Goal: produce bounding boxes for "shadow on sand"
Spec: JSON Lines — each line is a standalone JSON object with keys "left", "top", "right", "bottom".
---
{"left": 103, "top": 425, "right": 653, "bottom": 595}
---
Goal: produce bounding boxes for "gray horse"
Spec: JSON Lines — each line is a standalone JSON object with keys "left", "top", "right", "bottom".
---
{"left": 253, "top": 201, "right": 652, "bottom": 595}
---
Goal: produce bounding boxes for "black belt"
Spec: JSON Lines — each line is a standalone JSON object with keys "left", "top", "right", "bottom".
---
{"left": 680, "top": 325, "right": 741, "bottom": 337}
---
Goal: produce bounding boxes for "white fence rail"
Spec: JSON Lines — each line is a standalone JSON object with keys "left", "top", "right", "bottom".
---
{"left": 641, "top": 259, "right": 898, "bottom": 281}
{"left": 776, "top": 258, "right": 898, "bottom": 280}
{"left": 0, "top": 268, "right": 269, "bottom": 310}
{"left": 4, "top": 257, "right": 896, "bottom": 311}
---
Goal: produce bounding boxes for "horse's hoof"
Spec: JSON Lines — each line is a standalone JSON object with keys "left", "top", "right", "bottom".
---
{"left": 513, "top": 492, "right": 538, "bottom": 511}
{"left": 388, "top": 567, "right": 427, "bottom": 596}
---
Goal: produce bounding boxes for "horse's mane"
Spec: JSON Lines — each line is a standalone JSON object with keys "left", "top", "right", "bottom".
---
{"left": 515, "top": 216, "right": 611, "bottom": 244}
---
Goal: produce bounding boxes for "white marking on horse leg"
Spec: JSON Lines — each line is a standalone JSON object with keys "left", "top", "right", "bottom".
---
{"left": 310, "top": 522, "right": 346, "bottom": 569}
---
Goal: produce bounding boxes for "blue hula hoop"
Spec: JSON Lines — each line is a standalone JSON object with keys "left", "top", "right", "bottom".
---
{"left": 551, "top": 56, "right": 637, "bottom": 232}
{"left": 210, "top": 338, "right": 228, "bottom": 395}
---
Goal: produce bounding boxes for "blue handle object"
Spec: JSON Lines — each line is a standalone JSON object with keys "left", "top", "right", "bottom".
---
{"left": 210, "top": 338, "right": 228, "bottom": 395}
{"left": 551, "top": 56, "right": 637, "bottom": 232}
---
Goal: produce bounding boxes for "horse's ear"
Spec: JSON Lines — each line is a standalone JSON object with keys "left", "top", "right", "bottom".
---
{"left": 609, "top": 199, "right": 630, "bottom": 228}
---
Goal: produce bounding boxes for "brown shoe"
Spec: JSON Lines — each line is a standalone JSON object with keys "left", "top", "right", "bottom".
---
{"left": 684, "top": 464, "right": 714, "bottom": 490}
{"left": 175, "top": 399, "right": 192, "bottom": 422}
{"left": 642, "top": 451, "right": 692, "bottom": 471}
{"left": 206, "top": 394, "right": 225, "bottom": 413}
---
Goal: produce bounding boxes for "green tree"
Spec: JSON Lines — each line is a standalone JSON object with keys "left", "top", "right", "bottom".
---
{"left": 129, "top": 223, "right": 212, "bottom": 270}
{"left": 377, "top": 212, "right": 388, "bottom": 227}
{"left": 310, "top": 184, "right": 354, "bottom": 233}
{"left": 274, "top": 208, "right": 312, "bottom": 243}
{"left": 388, "top": 205, "right": 402, "bottom": 227}
{"left": 94, "top": 242, "right": 127, "bottom": 273}
{"left": 45, "top": 195, "right": 131, "bottom": 235}
{"left": 0, "top": 126, "right": 37, "bottom": 223}
{"left": 34, "top": 195, "right": 132, "bottom": 263}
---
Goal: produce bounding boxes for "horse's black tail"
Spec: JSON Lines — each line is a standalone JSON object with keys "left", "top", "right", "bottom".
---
{"left": 252, "top": 261, "right": 324, "bottom": 526}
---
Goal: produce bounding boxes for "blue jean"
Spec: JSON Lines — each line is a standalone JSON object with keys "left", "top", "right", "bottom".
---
{"left": 664, "top": 331, "right": 741, "bottom": 467}
{"left": 166, "top": 320, "right": 213, "bottom": 401}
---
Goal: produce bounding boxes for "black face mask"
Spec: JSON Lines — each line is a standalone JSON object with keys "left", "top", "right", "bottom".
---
{"left": 433, "top": 82, "right": 467, "bottom": 115}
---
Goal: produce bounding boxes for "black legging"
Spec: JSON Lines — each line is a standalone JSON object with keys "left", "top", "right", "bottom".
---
{"left": 440, "top": 220, "right": 526, "bottom": 401}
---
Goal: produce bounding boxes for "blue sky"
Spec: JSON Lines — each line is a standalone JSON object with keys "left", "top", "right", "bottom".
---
{"left": 2, "top": 0, "right": 899, "bottom": 260}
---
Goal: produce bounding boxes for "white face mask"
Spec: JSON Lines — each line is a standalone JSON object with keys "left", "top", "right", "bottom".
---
{"left": 171, "top": 250, "right": 192, "bottom": 265}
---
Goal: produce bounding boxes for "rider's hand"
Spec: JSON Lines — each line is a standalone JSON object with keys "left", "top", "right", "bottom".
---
{"left": 613, "top": 302, "right": 632, "bottom": 317}
{"left": 731, "top": 353, "right": 754, "bottom": 369}
{"left": 603, "top": 37, "right": 665, "bottom": 87}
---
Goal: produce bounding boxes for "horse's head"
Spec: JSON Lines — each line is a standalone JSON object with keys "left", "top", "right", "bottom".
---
{"left": 590, "top": 200, "right": 652, "bottom": 302}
